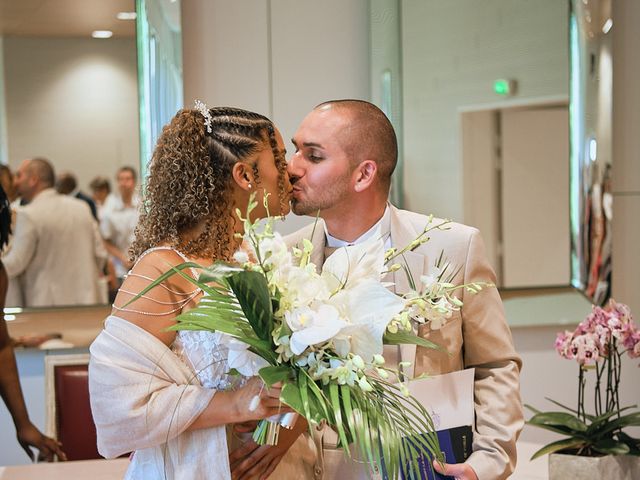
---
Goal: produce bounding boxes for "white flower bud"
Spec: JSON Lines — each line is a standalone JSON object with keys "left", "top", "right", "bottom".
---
{"left": 358, "top": 376, "right": 374, "bottom": 392}
{"left": 352, "top": 355, "right": 365, "bottom": 370}
{"left": 373, "top": 354, "right": 385, "bottom": 366}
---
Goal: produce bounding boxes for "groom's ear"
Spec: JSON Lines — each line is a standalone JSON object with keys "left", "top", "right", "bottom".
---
{"left": 231, "top": 162, "right": 254, "bottom": 191}
{"left": 353, "top": 160, "right": 377, "bottom": 193}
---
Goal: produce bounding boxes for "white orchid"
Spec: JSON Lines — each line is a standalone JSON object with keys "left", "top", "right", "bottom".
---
{"left": 280, "top": 265, "right": 331, "bottom": 309}
{"left": 285, "top": 304, "right": 348, "bottom": 355}
{"left": 321, "top": 238, "right": 386, "bottom": 291}
{"left": 328, "top": 279, "right": 405, "bottom": 362}
{"left": 226, "top": 337, "right": 269, "bottom": 376}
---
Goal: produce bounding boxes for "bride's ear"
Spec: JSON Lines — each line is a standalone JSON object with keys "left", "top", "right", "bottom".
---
{"left": 231, "top": 162, "right": 255, "bottom": 192}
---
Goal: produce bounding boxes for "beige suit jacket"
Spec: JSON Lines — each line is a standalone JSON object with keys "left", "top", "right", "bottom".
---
{"left": 285, "top": 205, "right": 524, "bottom": 480}
{"left": 3, "top": 189, "right": 107, "bottom": 307}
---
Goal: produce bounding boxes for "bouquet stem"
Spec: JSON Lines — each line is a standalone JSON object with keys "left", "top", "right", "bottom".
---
{"left": 253, "top": 413, "right": 298, "bottom": 445}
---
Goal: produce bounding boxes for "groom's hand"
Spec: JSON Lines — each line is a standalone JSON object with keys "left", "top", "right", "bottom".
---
{"left": 229, "top": 417, "right": 307, "bottom": 480}
{"left": 432, "top": 460, "right": 478, "bottom": 480}
{"left": 229, "top": 440, "right": 285, "bottom": 480}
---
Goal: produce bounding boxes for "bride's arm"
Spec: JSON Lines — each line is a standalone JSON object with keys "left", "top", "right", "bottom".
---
{"left": 187, "top": 378, "right": 291, "bottom": 431}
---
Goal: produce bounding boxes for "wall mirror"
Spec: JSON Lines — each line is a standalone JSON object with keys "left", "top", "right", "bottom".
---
{"left": 0, "top": 0, "right": 182, "bottom": 311}
{"left": 371, "top": 0, "right": 612, "bottom": 322}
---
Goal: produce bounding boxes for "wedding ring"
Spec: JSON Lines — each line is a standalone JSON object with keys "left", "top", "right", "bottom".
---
{"left": 248, "top": 394, "right": 260, "bottom": 412}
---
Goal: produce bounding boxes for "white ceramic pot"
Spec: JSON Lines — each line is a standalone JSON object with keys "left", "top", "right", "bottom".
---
{"left": 549, "top": 453, "right": 640, "bottom": 480}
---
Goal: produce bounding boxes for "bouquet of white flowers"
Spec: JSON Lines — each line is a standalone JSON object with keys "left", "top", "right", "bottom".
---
{"left": 137, "top": 197, "right": 489, "bottom": 479}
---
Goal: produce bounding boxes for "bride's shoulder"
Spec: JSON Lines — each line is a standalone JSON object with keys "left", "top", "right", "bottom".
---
{"left": 111, "top": 247, "right": 201, "bottom": 346}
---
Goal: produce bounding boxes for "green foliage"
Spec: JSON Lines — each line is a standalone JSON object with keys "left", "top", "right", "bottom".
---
{"left": 526, "top": 402, "right": 640, "bottom": 459}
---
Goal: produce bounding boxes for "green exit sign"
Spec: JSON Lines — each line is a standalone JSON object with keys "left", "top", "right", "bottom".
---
{"left": 494, "top": 79, "right": 517, "bottom": 96}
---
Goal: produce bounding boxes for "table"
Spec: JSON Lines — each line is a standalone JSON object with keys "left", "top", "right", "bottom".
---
{"left": 0, "top": 458, "right": 129, "bottom": 480}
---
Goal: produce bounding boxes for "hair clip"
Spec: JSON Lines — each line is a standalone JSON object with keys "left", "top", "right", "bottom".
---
{"left": 194, "top": 99, "right": 213, "bottom": 133}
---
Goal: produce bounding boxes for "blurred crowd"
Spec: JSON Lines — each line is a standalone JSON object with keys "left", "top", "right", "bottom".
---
{"left": 0, "top": 158, "right": 140, "bottom": 307}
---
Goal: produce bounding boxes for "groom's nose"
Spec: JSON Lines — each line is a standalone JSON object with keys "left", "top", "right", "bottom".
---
{"left": 287, "top": 153, "right": 303, "bottom": 182}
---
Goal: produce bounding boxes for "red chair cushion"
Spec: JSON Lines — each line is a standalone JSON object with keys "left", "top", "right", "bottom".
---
{"left": 54, "top": 364, "right": 101, "bottom": 460}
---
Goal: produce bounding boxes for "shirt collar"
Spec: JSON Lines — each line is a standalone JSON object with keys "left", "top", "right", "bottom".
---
{"left": 325, "top": 204, "right": 391, "bottom": 248}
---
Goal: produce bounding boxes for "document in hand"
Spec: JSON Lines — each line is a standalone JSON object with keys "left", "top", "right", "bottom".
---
{"left": 384, "top": 368, "right": 475, "bottom": 480}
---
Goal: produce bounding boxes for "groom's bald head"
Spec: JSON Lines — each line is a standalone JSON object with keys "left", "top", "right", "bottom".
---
{"left": 314, "top": 100, "right": 398, "bottom": 191}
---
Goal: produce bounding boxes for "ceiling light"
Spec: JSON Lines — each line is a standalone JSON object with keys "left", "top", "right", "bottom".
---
{"left": 117, "top": 11, "right": 137, "bottom": 20}
{"left": 92, "top": 30, "right": 113, "bottom": 39}
{"left": 602, "top": 18, "right": 613, "bottom": 34}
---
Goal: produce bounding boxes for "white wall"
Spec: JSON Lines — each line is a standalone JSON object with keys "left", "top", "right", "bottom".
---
{"left": 402, "top": 0, "right": 569, "bottom": 221}
{"left": 182, "top": 0, "right": 370, "bottom": 235}
{"left": 3, "top": 37, "right": 139, "bottom": 190}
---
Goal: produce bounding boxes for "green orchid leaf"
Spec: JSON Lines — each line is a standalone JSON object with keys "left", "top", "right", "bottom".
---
{"left": 383, "top": 331, "right": 446, "bottom": 353}
{"left": 591, "top": 412, "right": 640, "bottom": 438}
{"left": 617, "top": 432, "right": 640, "bottom": 456}
{"left": 258, "top": 365, "right": 291, "bottom": 386}
{"left": 542, "top": 398, "right": 595, "bottom": 419}
{"left": 530, "top": 438, "right": 587, "bottom": 460}
{"left": 528, "top": 412, "right": 588, "bottom": 433}
{"left": 227, "top": 271, "right": 274, "bottom": 342}
{"left": 593, "top": 438, "right": 631, "bottom": 456}
{"left": 586, "top": 407, "right": 640, "bottom": 435}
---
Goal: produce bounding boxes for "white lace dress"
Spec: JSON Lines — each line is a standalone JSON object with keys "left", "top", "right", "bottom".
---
{"left": 122, "top": 247, "right": 318, "bottom": 479}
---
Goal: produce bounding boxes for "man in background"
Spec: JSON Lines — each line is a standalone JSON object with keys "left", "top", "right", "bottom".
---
{"left": 3, "top": 158, "right": 106, "bottom": 307}
{"left": 100, "top": 166, "right": 139, "bottom": 290}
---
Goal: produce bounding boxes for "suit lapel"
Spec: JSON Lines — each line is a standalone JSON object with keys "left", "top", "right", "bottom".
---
{"left": 309, "top": 219, "right": 327, "bottom": 274}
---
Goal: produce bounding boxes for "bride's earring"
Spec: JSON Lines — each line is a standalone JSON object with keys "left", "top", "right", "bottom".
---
{"left": 248, "top": 183, "right": 252, "bottom": 190}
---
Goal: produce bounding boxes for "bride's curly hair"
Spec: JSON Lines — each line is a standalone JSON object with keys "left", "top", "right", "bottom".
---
{"left": 129, "top": 106, "right": 288, "bottom": 262}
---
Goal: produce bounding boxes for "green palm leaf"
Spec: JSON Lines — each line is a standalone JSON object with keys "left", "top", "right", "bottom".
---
{"left": 384, "top": 330, "right": 447, "bottom": 353}
{"left": 227, "top": 271, "right": 274, "bottom": 342}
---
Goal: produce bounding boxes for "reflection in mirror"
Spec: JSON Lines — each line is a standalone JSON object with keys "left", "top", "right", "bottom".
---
{"left": 136, "top": 0, "right": 183, "bottom": 180}
{"left": 570, "top": 0, "right": 613, "bottom": 305}
{"left": 373, "top": 0, "right": 596, "bottom": 325}
{"left": 0, "top": 0, "right": 139, "bottom": 308}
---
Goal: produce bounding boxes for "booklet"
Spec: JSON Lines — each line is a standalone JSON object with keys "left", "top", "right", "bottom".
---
{"left": 383, "top": 368, "right": 476, "bottom": 480}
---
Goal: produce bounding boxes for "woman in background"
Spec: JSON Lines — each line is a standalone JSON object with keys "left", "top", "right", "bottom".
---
{"left": 0, "top": 184, "right": 66, "bottom": 462}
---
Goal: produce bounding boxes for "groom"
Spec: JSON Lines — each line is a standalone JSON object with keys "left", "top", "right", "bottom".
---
{"left": 284, "top": 100, "right": 524, "bottom": 480}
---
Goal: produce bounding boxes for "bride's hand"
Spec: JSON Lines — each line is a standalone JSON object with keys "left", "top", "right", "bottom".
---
{"left": 233, "top": 378, "right": 293, "bottom": 422}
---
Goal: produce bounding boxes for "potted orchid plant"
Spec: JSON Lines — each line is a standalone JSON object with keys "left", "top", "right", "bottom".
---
{"left": 526, "top": 300, "right": 640, "bottom": 479}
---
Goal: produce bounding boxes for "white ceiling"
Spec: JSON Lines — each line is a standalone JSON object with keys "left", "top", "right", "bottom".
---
{"left": 0, "top": 0, "right": 136, "bottom": 38}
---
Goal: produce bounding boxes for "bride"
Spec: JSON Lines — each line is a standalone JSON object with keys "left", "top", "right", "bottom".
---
{"left": 89, "top": 105, "right": 317, "bottom": 479}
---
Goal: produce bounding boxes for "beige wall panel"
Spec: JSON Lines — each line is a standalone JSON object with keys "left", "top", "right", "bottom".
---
{"left": 182, "top": 0, "right": 271, "bottom": 116}
{"left": 461, "top": 110, "right": 499, "bottom": 273}
{"left": 501, "top": 107, "right": 570, "bottom": 288}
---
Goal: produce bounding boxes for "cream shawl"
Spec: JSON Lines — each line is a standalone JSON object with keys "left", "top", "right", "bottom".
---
{"left": 89, "top": 315, "right": 227, "bottom": 479}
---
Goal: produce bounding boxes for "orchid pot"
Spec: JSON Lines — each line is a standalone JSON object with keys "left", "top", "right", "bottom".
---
{"left": 525, "top": 300, "right": 640, "bottom": 478}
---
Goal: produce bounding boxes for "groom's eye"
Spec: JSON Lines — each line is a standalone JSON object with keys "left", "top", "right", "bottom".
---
{"left": 308, "top": 151, "right": 323, "bottom": 162}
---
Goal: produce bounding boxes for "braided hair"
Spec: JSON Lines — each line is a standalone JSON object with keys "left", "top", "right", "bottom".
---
{"left": 130, "top": 107, "right": 288, "bottom": 262}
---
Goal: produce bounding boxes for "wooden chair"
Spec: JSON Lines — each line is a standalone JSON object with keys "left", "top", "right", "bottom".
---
{"left": 45, "top": 353, "right": 101, "bottom": 461}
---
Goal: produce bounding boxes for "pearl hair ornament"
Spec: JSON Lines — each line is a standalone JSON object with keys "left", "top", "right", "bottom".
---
{"left": 194, "top": 99, "right": 212, "bottom": 133}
